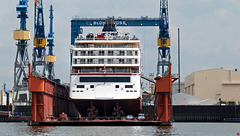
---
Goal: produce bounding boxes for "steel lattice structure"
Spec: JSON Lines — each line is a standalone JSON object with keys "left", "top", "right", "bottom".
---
{"left": 32, "top": 0, "right": 47, "bottom": 76}
{"left": 46, "top": 5, "right": 56, "bottom": 80}
{"left": 13, "top": 0, "right": 31, "bottom": 108}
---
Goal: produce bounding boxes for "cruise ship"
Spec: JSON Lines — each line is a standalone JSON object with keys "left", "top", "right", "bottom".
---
{"left": 70, "top": 19, "right": 142, "bottom": 117}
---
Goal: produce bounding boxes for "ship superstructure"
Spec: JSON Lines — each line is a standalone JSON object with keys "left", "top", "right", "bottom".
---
{"left": 70, "top": 19, "right": 142, "bottom": 117}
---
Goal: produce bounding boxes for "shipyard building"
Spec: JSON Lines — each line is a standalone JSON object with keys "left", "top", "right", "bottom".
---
{"left": 0, "top": 90, "right": 12, "bottom": 105}
{"left": 172, "top": 82, "right": 185, "bottom": 94}
{"left": 184, "top": 68, "right": 240, "bottom": 104}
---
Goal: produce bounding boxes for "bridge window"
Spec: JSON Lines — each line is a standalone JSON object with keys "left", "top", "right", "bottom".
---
{"left": 80, "top": 77, "right": 130, "bottom": 82}
{"left": 125, "top": 85, "right": 133, "bottom": 88}
{"left": 77, "top": 85, "right": 85, "bottom": 88}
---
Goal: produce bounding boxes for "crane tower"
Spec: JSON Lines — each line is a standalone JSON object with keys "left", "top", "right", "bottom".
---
{"left": 13, "top": 0, "right": 31, "bottom": 107}
{"left": 46, "top": 5, "right": 56, "bottom": 80}
{"left": 157, "top": 0, "right": 170, "bottom": 75}
{"left": 32, "top": 0, "right": 47, "bottom": 76}
{"left": 154, "top": 0, "right": 177, "bottom": 125}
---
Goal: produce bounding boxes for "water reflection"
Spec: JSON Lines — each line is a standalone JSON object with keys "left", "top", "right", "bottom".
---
{"left": 3, "top": 123, "right": 237, "bottom": 136}
{"left": 24, "top": 125, "right": 176, "bottom": 136}
{"left": 155, "top": 126, "right": 175, "bottom": 136}
{"left": 27, "top": 126, "right": 55, "bottom": 135}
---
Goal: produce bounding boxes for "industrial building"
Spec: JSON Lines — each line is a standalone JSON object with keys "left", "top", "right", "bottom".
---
{"left": 185, "top": 68, "right": 240, "bottom": 104}
{"left": 0, "top": 90, "right": 12, "bottom": 105}
{"left": 172, "top": 82, "right": 185, "bottom": 94}
{"left": 172, "top": 93, "right": 218, "bottom": 105}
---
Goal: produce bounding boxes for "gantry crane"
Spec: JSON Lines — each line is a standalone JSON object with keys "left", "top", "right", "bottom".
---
{"left": 70, "top": 0, "right": 175, "bottom": 125}
{"left": 46, "top": 5, "right": 56, "bottom": 80}
{"left": 13, "top": 0, "right": 31, "bottom": 109}
{"left": 32, "top": 0, "right": 47, "bottom": 76}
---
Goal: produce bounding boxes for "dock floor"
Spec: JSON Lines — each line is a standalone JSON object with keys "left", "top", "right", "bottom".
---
{"left": 28, "top": 120, "right": 172, "bottom": 126}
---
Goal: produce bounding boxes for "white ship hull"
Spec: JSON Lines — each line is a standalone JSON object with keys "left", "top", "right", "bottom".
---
{"left": 70, "top": 74, "right": 141, "bottom": 100}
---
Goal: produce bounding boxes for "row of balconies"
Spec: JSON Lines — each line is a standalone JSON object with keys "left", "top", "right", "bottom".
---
{"left": 73, "top": 50, "right": 138, "bottom": 57}
{"left": 73, "top": 58, "right": 139, "bottom": 65}
{"left": 75, "top": 44, "right": 138, "bottom": 48}
{"left": 72, "top": 67, "right": 139, "bottom": 74}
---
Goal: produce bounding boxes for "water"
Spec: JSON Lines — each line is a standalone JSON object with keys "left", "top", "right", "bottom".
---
{"left": 1, "top": 122, "right": 240, "bottom": 136}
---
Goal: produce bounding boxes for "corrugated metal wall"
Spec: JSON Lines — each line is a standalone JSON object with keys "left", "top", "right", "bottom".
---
{"left": 142, "top": 105, "right": 240, "bottom": 122}
{"left": 173, "top": 105, "right": 240, "bottom": 122}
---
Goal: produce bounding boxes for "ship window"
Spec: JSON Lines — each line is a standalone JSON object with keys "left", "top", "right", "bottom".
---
{"left": 72, "top": 90, "right": 76, "bottom": 92}
{"left": 126, "top": 90, "right": 129, "bottom": 92}
{"left": 80, "top": 90, "right": 83, "bottom": 92}
{"left": 130, "top": 90, "right": 133, "bottom": 92}
{"left": 88, "top": 51, "right": 94, "bottom": 56}
{"left": 80, "top": 77, "right": 130, "bottom": 82}
{"left": 99, "top": 51, "right": 104, "bottom": 56}
{"left": 134, "top": 90, "right": 137, "bottom": 92}
{"left": 135, "top": 51, "right": 138, "bottom": 56}
{"left": 135, "top": 59, "right": 138, "bottom": 64}
{"left": 80, "top": 59, "right": 85, "bottom": 64}
{"left": 90, "top": 85, "right": 94, "bottom": 88}
{"left": 127, "top": 51, "right": 133, "bottom": 56}
{"left": 77, "top": 90, "right": 80, "bottom": 92}
{"left": 115, "top": 85, "right": 119, "bottom": 88}
{"left": 108, "top": 51, "right": 113, "bottom": 56}
{"left": 87, "top": 59, "right": 93, "bottom": 64}
{"left": 80, "top": 51, "right": 86, "bottom": 56}
{"left": 119, "top": 51, "right": 125, "bottom": 56}
{"left": 126, "top": 59, "right": 132, "bottom": 64}
{"left": 74, "top": 59, "right": 77, "bottom": 64}
{"left": 107, "top": 59, "right": 113, "bottom": 64}
{"left": 125, "top": 85, "right": 133, "bottom": 88}
{"left": 98, "top": 59, "right": 104, "bottom": 64}
{"left": 77, "top": 85, "right": 85, "bottom": 88}
{"left": 119, "top": 59, "right": 124, "bottom": 64}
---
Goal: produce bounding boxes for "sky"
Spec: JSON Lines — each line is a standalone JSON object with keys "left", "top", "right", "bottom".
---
{"left": 1, "top": 0, "right": 240, "bottom": 90}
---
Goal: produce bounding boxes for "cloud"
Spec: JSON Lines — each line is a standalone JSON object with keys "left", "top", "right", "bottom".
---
{"left": 214, "top": 8, "right": 229, "bottom": 17}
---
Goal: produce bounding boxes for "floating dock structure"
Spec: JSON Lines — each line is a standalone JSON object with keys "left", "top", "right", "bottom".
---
{"left": 27, "top": 65, "right": 79, "bottom": 125}
{"left": 27, "top": 61, "right": 173, "bottom": 126}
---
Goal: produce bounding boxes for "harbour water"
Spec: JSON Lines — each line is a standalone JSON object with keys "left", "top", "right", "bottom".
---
{"left": 1, "top": 122, "right": 240, "bottom": 136}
